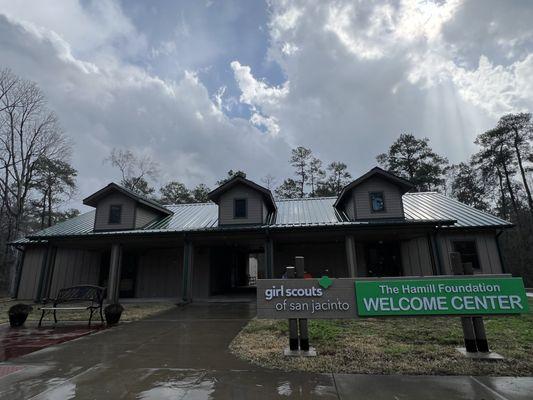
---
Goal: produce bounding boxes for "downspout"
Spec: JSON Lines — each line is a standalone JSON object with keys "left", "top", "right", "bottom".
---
{"left": 495, "top": 230, "right": 506, "bottom": 273}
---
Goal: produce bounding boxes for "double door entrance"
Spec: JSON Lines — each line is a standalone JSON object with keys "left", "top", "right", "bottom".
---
{"left": 209, "top": 246, "right": 259, "bottom": 297}
{"left": 363, "top": 241, "right": 402, "bottom": 277}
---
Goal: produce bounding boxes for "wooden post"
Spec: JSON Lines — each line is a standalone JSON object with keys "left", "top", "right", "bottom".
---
{"left": 294, "top": 256, "right": 310, "bottom": 351}
{"left": 462, "top": 261, "right": 490, "bottom": 353}
{"left": 285, "top": 266, "right": 299, "bottom": 350}
{"left": 108, "top": 244, "right": 122, "bottom": 304}
{"left": 182, "top": 241, "right": 194, "bottom": 302}
{"left": 36, "top": 245, "right": 57, "bottom": 302}
{"left": 450, "top": 251, "right": 489, "bottom": 353}
{"left": 264, "top": 239, "right": 274, "bottom": 278}
{"left": 345, "top": 236, "right": 357, "bottom": 277}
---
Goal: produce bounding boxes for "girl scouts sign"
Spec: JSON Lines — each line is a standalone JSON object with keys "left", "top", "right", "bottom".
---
{"left": 256, "top": 275, "right": 528, "bottom": 319}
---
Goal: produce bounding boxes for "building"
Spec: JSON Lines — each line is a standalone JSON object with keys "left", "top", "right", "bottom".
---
{"left": 12, "top": 167, "right": 512, "bottom": 302}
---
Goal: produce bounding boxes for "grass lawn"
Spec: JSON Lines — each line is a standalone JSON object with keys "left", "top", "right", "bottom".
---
{"left": 230, "top": 298, "right": 533, "bottom": 376}
{"left": 0, "top": 298, "right": 176, "bottom": 324}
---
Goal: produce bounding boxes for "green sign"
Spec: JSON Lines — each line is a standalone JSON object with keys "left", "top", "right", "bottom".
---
{"left": 355, "top": 277, "right": 528, "bottom": 317}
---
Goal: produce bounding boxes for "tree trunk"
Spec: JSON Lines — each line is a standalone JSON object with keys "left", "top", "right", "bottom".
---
{"left": 47, "top": 188, "right": 52, "bottom": 227}
{"left": 512, "top": 130, "right": 533, "bottom": 214}
{"left": 500, "top": 161, "right": 519, "bottom": 219}
{"left": 496, "top": 168, "right": 507, "bottom": 219}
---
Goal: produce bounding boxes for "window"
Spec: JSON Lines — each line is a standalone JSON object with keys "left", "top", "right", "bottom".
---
{"left": 369, "top": 192, "right": 385, "bottom": 212}
{"left": 234, "top": 198, "right": 247, "bottom": 218}
{"left": 453, "top": 241, "right": 481, "bottom": 271}
{"left": 108, "top": 205, "right": 122, "bottom": 224}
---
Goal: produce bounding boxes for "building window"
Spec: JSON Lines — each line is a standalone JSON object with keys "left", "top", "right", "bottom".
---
{"left": 234, "top": 198, "right": 247, "bottom": 218}
{"left": 453, "top": 241, "right": 481, "bottom": 271}
{"left": 369, "top": 192, "right": 385, "bottom": 212}
{"left": 108, "top": 205, "right": 122, "bottom": 224}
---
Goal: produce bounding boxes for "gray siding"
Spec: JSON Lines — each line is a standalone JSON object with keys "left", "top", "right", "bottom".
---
{"left": 218, "top": 184, "right": 265, "bottom": 225}
{"left": 437, "top": 231, "right": 502, "bottom": 275}
{"left": 136, "top": 248, "right": 182, "bottom": 298}
{"left": 135, "top": 206, "right": 159, "bottom": 228}
{"left": 49, "top": 248, "right": 101, "bottom": 298}
{"left": 274, "top": 242, "right": 348, "bottom": 278}
{"left": 351, "top": 177, "right": 404, "bottom": 219}
{"left": 17, "top": 246, "right": 46, "bottom": 300}
{"left": 94, "top": 192, "right": 136, "bottom": 230}
{"left": 401, "top": 237, "right": 434, "bottom": 276}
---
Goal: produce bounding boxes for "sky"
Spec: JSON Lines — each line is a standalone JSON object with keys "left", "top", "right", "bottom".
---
{"left": 0, "top": 0, "right": 532, "bottom": 210}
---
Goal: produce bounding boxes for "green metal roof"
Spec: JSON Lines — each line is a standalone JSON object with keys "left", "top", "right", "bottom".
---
{"left": 16, "top": 192, "right": 511, "bottom": 243}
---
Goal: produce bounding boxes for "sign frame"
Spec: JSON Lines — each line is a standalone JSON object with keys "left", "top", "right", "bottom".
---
{"left": 256, "top": 274, "right": 529, "bottom": 319}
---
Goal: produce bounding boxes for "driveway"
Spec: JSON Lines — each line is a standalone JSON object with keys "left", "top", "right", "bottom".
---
{"left": 0, "top": 303, "right": 532, "bottom": 399}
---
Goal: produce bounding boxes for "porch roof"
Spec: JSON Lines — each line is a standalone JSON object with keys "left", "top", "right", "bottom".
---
{"left": 17, "top": 192, "right": 511, "bottom": 243}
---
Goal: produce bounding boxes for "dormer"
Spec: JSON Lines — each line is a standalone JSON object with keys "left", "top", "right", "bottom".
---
{"left": 208, "top": 176, "right": 276, "bottom": 226}
{"left": 83, "top": 183, "right": 172, "bottom": 231}
{"left": 334, "top": 167, "right": 413, "bottom": 220}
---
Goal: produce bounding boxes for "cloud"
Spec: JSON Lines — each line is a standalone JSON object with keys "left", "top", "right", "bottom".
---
{"left": 1, "top": 0, "right": 532, "bottom": 209}
{"left": 231, "top": 0, "right": 533, "bottom": 171}
{"left": 230, "top": 61, "right": 289, "bottom": 108}
{"left": 0, "top": 10, "right": 290, "bottom": 207}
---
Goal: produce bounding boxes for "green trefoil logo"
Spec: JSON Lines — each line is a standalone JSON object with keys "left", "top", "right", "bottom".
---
{"left": 318, "top": 275, "right": 333, "bottom": 289}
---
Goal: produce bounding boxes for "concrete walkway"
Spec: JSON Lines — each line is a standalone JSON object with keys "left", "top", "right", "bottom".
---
{"left": 0, "top": 303, "right": 531, "bottom": 399}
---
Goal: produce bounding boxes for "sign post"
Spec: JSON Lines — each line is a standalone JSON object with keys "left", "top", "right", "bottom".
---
{"left": 286, "top": 266, "right": 299, "bottom": 351}
{"left": 295, "top": 257, "right": 310, "bottom": 352}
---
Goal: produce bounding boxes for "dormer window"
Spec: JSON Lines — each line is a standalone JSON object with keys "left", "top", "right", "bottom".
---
{"left": 370, "top": 192, "right": 385, "bottom": 212}
{"left": 234, "top": 198, "right": 247, "bottom": 218}
{"left": 108, "top": 205, "right": 122, "bottom": 224}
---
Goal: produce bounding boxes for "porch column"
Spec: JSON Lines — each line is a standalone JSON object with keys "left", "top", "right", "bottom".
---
{"left": 345, "top": 235, "right": 357, "bottom": 277}
{"left": 264, "top": 239, "right": 274, "bottom": 278}
{"left": 107, "top": 243, "right": 122, "bottom": 303}
{"left": 36, "top": 245, "right": 57, "bottom": 301}
{"left": 182, "top": 241, "right": 194, "bottom": 302}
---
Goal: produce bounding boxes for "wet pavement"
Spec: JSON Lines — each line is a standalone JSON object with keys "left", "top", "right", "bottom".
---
{"left": 0, "top": 303, "right": 532, "bottom": 399}
{"left": 0, "top": 323, "right": 104, "bottom": 362}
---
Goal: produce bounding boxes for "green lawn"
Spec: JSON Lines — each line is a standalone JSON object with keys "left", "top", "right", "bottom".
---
{"left": 230, "top": 298, "right": 533, "bottom": 376}
{"left": 0, "top": 299, "right": 176, "bottom": 324}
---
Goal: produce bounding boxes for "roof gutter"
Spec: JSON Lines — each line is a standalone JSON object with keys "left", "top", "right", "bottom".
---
{"left": 25, "top": 219, "right": 457, "bottom": 242}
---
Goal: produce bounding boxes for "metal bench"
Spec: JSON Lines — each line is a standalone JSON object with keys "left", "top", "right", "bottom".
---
{"left": 39, "top": 285, "right": 106, "bottom": 327}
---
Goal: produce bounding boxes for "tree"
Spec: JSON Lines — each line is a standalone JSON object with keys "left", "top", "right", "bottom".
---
{"left": 159, "top": 181, "right": 192, "bottom": 204}
{"left": 450, "top": 162, "right": 490, "bottom": 211}
{"left": 497, "top": 113, "right": 533, "bottom": 214}
{"left": 314, "top": 182, "right": 336, "bottom": 197}
{"left": 123, "top": 177, "right": 155, "bottom": 197}
{"left": 32, "top": 157, "right": 77, "bottom": 228}
{"left": 191, "top": 183, "right": 210, "bottom": 203}
{"left": 55, "top": 208, "right": 80, "bottom": 223}
{"left": 106, "top": 148, "right": 159, "bottom": 194}
{"left": 216, "top": 170, "right": 246, "bottom": 185}
{"left": 261, "top": 174, "right": 277, "bottom": 190}
{"left": 474, "top": 128, "right": 520, "bottom": 219}
{"left": 275, "top": 178, "right": 300, "bottom": 199}
{"left": 307, "top": 157, "right": 325, "bottom": 197}
{"left": 290, "top": 146, "right": 312, "bottom": 197}
{"left": 325, "top": 162, "right": 351, "bottom": 195}
{"left": 377, "top": 133, "right": 449, "bottom": 191}
{"left": 0, "top": 70, "right": 71, "bottom": 290}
